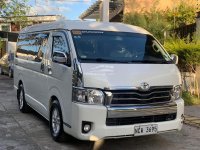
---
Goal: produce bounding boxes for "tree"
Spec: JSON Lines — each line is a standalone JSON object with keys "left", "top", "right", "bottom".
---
{"left": 0, "top": 0, "right": 30, "bottom": 28}
{"left": 166, "top": 1, "right": 197, "bottom": 29}
{"left": 164, "top": 38, "right": 200, "bottom": 96}
{"left": 123, "top": 1, "right": 197, "bottom": 41}
{"left": 123, "top": 10, "right": 170, "bottom": 42}
{"left": 0, "top": 1, "right": 5, "bottom": 9}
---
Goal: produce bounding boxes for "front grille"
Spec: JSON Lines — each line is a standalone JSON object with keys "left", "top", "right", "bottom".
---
{"left": 106, "top": 113, "right": 177, "bottom": 126}
{"left": 109, "top": 86, "right": 173, "bottom": 105}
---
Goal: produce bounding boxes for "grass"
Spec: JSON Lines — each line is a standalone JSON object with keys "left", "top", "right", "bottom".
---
{"left": 182, "top": 92, "right": 200, "bottom": 105}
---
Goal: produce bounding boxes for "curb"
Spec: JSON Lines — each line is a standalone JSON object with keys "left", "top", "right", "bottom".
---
{"left": 184, "top": 115, "right": 200, "bottom": 128}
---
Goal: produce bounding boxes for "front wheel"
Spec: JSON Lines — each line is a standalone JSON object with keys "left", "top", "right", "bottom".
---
{"left": 50, "top": 100, "right": 65, "bottom": 142}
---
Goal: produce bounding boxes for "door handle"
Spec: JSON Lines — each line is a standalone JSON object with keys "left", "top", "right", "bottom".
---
{"left": 40, "top": 63, "right": 45, "bottom": 72}
{"left": 47, "top": 65, "right": 52, "bottom": 75}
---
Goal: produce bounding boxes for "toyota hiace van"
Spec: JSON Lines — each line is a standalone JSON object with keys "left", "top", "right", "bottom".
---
{"left": 14, "top": 20, "right": 184, "bottom": 141}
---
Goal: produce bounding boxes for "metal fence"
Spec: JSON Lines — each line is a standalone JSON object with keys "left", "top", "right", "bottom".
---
{"left": 171, "top": 23, "right": 196, "bottom": 39}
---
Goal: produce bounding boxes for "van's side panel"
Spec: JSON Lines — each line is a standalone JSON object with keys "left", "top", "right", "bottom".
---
{"left": 15, "top": 32, "right": 50, "bottom": 118}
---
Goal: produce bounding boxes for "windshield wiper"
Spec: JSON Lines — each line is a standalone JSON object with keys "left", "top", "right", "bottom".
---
{"left": 130, "top": 60, "right": 172, "bottom": 64}
{"left": 81, "top": 58, "right": 172, "bottom": 64}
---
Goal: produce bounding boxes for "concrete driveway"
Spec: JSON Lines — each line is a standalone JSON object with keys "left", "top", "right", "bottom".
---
{"left": 0, "top": 75, "right": 200, "bottom": 150}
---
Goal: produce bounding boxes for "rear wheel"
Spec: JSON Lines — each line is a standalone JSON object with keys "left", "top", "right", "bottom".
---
{"left": 50, "top": 100, "right": 65, "bottom": 142}
{"left": 17, "top": 84, "right": 29, "bottom": 113}
{"left": 8, "top": 68, "right": 13, "bottom": 78}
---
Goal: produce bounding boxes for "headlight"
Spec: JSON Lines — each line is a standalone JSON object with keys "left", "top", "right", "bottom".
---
{"left": 171, "top": 85, "right": 182, "bottom": 100}
{"left": 73, "top": 87, "right": 104, "bottom": 105}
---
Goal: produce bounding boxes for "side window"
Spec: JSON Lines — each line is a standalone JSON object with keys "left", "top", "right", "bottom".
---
{"left": 52, "top": 35, "right": 69, "bottom": 55}
{"left": 17, "top": 34, "right": 32, "bottom": 60}
{"left": 16, "top": 33, "right": 49, "bottom": 62}
{"left": 26, "top": 34, "right": 38, "bottom": 61}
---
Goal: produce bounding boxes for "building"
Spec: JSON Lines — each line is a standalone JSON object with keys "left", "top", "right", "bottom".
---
{"left": 0, "top": 15, "right": 62, "bottom": 32}
{"left": 80, "top": 0, "right": 200, "bottom": 22}
{"left": 80, "top": 0, "right": 124, "bottom": 22}
{"left": 0, "top": 15, "right": 62, "bottom": 58}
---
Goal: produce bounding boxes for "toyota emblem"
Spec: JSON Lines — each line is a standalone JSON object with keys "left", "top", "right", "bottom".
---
{"left": 140, "top": 82, "right": 150, "bottom": 91}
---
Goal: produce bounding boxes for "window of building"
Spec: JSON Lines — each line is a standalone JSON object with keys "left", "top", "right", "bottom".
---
{"left": 1, "top": 25, "right": 10, "bottom": 32}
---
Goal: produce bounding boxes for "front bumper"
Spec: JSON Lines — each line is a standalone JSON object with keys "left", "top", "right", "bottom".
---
{"left": 66, "top": 99, "right": 184, "bottom": 141}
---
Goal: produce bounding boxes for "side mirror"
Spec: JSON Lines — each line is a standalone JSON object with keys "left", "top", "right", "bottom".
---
{"left": 171, "top": 54, "right": 178, "bottom": 64}
{"left": 53, "top": 51, "right": 67, "bottom": 64}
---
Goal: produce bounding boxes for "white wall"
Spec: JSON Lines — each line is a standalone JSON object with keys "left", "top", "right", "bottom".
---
{"left": 7, "top": 42, "right": 16, "bottom": 53}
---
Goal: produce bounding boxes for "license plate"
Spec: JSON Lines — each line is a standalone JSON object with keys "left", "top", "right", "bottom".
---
{"left": 134, "top": 124, "right": 158, "bottom": 136}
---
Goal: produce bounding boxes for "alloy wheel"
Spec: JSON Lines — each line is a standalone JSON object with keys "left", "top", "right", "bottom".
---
{"left": 52, "top": 107, "right": 61, "bottom": 135}
{"left": 19, "top": 90, "right": 24, "bottom": 110}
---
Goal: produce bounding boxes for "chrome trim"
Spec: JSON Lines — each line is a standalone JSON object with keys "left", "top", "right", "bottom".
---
{"left": 109, "top": 101, "right": 173, "bottom": 107}
{"left": 105, "top": 91, "right": 113, "bottom": 105}
{"left": 104, "top": 85, "right": 173, "bottom": 91}
{"left": 107, "top": 102, "right": 177, "bottom": 118}
{"left": 105, "top": 86, "right": 173, "bottom": 106}
{"left": 113, "top": 90, "right": 170, "bottom": 96}
{"left": 140, "top": 82, "right": 150, "bottom": 91}
{"left": 112, "top": 96, "right": 170, "bottom": 101}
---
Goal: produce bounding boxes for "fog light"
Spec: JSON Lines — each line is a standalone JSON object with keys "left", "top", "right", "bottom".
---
{"left": 82, "top": 121, "right": 92, "bottom": 134}
{"left": 84, "top": 124, "right": 91, "bottom": 132}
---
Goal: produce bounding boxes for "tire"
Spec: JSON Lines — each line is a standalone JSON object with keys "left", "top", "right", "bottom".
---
{"left": 8, "top": 68, "right": 13, "bottom": 78}
{"left": 17, "top": 84, "right": 29, "bottom": 113}
{"left": 50, "top": 100, "right": 65, "bottom": 142}
{"left": 0, "top": 67, "right": 3, "bottom": 75}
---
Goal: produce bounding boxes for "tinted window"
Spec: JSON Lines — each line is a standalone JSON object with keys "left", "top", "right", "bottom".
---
{"left": 72, "top": 30, "right": 172, "bottom": 64}
{"left": 17, "top": 33, "right": 49, "bottom": 61}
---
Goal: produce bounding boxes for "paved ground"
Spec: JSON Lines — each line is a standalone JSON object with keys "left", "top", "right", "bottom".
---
{"left": 185, "top": 105, "right": 200, "bottom": 118}
{"left": 0, "top": 75, "right": 200, "bottom": 150}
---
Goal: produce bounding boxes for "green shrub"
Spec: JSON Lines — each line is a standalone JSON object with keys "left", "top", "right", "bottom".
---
{"left": 164, "top": 38, "right": 200, "bottom": 72}
{"left": 166, "top": 1, "right": 196, "bottom": 28}
{"left": 182, "top": 92, "right": 200, "bottom": 105}
{"left": 123, "top": 11, "right": 169, "bottom": 42}
{"left": 123, "top": 1, "right": 197, "bottom": 41}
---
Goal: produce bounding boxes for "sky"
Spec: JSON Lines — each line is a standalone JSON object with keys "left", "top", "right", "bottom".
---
{"left": 27, "top": 0, "right": 97, "bottom": 20}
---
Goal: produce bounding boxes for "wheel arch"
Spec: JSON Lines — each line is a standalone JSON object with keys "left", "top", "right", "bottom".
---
{"left": 49, "top": 95, "right": 58, "bottom": 111}
{"left": 48, "top": 87, "right": 64, "bottom": 119}
{"left": 17, "top": 80, "right": 23, "bottom": 100}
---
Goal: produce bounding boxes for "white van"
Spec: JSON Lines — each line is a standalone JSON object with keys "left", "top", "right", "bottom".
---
{"left": 14, "top": 20, "right": 184, "bottom": 142}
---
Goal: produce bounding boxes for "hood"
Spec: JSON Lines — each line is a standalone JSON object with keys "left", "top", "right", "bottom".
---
{"left": 81, "top": 63, "right": 181, "bottom": 89}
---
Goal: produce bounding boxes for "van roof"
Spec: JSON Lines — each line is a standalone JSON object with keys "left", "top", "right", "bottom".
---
{"left": 20, "top": 20, "right": 151, "bottom": 35}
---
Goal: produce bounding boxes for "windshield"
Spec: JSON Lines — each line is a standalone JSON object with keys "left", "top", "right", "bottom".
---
{"left": 71, "top": 30, "right": 172, "bottom": 64}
